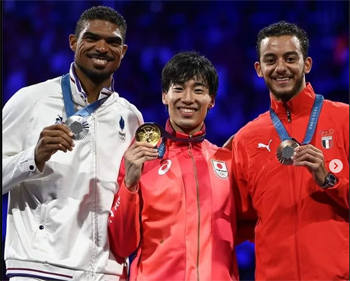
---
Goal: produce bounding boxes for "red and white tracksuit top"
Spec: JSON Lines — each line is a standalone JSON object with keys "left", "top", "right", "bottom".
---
{"left": 109, "top": 121, "right": 239, "bottom": 281}
{"left": 231, "top": 83, "right": 349, "bottom": 280}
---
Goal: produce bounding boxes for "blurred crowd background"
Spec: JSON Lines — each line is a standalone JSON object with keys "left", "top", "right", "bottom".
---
{"left": 2, "top": 1, "right": 349, "bottom": 280}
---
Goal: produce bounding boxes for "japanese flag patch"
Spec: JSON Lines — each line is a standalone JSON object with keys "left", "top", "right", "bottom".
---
{"left": 211, "top": 160, "right": 228, "bottom": 179}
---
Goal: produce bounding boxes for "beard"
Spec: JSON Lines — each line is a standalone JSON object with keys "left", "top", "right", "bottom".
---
{"left": 267, "top": 71, "right": 305, "bottom": 102}
{"left": 75, "top": 61, "right": 113, "bottom": 84}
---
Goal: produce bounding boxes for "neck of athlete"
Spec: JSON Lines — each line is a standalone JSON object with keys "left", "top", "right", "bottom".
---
{"left": 74, "top": 66, "right": 113, "bottom": 104}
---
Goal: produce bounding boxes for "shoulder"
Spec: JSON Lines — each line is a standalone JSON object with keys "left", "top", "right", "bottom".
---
{"left": 234, "top": 111, "right": 271, "bottom": 145}
{"left": 3, "top": 77, "right": 61, "bottom": 114}
{"left": 322, "top": 98, "right": 349, "bottom": 122}
{"left": 204, "top": 140, "right": 231, "bottom": 159}
{"left": 323, "top": 98, "right": 349, "bottom": 111}
{"left": 114, "top": 95, "right": 143, "bottom": 122}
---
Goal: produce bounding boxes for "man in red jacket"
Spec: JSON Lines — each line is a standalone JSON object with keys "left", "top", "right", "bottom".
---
{"left": 109, "top": 51, "right": 242, "bottom": 280}
{"left": 224, "top": 21, "right": 349, "bottom": 280}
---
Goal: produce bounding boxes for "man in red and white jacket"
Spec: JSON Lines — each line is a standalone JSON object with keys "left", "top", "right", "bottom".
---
{"left": 109, "top": 51, "right": 245, "bottom": 281}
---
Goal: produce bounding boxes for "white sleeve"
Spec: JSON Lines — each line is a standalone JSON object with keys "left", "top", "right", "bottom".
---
{"left": 2, "top": 88, "right": 43, "bottom": 194}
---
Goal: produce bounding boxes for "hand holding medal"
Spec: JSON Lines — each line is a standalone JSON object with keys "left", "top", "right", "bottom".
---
{"left": 123, "top": 125, "right": 160, "bottom": 191}
{"left": 34, "top": 123, "right": 75, "bottom": 172}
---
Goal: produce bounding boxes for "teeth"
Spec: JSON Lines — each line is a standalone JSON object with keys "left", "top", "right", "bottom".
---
{"left": 92, "top": 58, "right": 108, "bottom": 64}
{"left": 276, "top": 78, "right": 289, "bottom": 81}
{"left": 180, "top": 108, "right": 195, "bottom": 113}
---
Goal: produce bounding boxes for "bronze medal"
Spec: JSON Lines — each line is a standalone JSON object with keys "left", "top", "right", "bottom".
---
{"left": 135, "top": 123, "right": 161, "bottom": 147}
{"left": 65, "top": 115, "right": 89, "bottom": 140}
{"left": 276, "top": 139, "right": 299, "bottom": 165}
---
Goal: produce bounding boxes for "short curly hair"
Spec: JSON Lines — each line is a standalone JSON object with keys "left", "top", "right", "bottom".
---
{"left": 75, "top": 6, "right": 127, "bottom": 42}
{"left": 256, "top": 21, "right": 309, "bottom": 60}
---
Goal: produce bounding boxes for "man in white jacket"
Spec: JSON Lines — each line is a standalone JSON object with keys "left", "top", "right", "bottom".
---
{"left": 2, "top": 6, "right": 143, "bottom": 281}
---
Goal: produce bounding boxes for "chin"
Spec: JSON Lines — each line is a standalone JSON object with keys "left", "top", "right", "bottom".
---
{"left": 272, "top": 89, "right": 296, "bottom": 100}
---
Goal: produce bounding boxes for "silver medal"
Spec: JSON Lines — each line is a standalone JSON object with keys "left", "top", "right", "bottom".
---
{"left": 65, "top": 115, "right": 89, "bottom": 140}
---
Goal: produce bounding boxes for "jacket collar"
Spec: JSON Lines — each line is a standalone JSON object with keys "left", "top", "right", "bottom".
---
{"left": 165, "top": 119, "right": 206, "bottom": 145}
{"left": 270, "top": 83, "right": 316, "bottom": 116}
{"left": 68, "top": 62, "right": 115, "bottom": 106}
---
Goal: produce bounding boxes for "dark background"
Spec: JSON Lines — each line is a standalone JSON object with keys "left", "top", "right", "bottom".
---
{"left": 2, "top": 1, "right": 349, "bottom": 280}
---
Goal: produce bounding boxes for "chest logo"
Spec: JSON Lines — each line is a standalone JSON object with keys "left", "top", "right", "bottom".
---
{"left": 258, "top": 139, "right": 272, "bottom": 152}
{"left": 320, "top": 129, "right": 334, "bottom": 149}
{"left": 158, "top": 159, "right": 172, "bottom": 175}
{"left": 118, "top": 116, "right": 126, "bottom": 142}
{"left": 211, "top": 160, "right": 228, "bottom": 179}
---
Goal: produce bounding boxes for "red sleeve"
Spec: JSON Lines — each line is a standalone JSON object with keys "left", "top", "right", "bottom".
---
{"left": 230, "top": 136, "right": 258, "bottom": 244}
{"left": 323, "top": 176, "right": 349, "bottom": 210}
{"left": 322, "top": 109, "right": 349, "bottom": 210}
{"left": 108, "top": 157, "right": 141, "bottom": 259}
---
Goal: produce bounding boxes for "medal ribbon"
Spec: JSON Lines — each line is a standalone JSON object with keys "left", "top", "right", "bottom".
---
{"left": 269, "top": 94, "right": 324, "bottom": 145}
{"left": 61, "top": 73, "right": 108, "bottom": 118}
{"left": 143, "top": 122, "right": 206, "bottom": 159}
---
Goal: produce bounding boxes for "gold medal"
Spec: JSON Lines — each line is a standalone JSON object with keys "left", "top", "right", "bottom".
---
{"left": 135, "top": 123, "right": 161, "bottom": 147}
{"left": 276, "top": 139, "right": 299, "bottom": 165}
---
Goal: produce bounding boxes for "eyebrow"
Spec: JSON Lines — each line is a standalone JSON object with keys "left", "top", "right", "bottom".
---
{"left": 82, "top": 31, "right": 122, "bottom": 42}
{"left": 263, "top": 51, "right": 299, "bottom": 58}
{"left": 173, "top": 81, "right": 207, "bottom": 87}
{"left": 193, "top": 81, "right": 207, "bottom": 87}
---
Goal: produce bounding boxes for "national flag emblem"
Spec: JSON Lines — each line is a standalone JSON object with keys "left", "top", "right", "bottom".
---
{"left": 321, "top": 136, "right": 333, "bottom": 149}
{"left": 211, "top": 160, "right": 228, "bottom": 179}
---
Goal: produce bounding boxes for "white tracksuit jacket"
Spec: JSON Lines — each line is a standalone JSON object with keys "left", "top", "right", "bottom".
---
{"left": 2, "top": 64, "right": 143, "bottom": 280}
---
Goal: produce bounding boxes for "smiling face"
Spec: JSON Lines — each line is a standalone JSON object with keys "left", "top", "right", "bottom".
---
{"left": 254, "top": 35, "right": 312, "bottom": 101}
{"left": 69, "top": 19, "right": 128, "bottom": 84}
{"left": 162, "top": 77, "right": 215, "bottom": 136}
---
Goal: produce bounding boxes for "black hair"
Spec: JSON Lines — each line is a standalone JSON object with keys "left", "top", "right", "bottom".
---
{"left": 256, "top": 21, "right": 309, "bottom": 60}
{"left": 161, "top": 51, "right": 219, "bottom": 98}
{"left": 75, "top": 6, "right": 127, "bottom": 42}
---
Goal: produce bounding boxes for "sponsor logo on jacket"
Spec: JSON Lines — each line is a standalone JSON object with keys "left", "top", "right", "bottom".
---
{"left": 211, "top": 160, "right": 228, "bottom": 179}
{"left": 158, "top": 159, "right": 172, "bottom": 175}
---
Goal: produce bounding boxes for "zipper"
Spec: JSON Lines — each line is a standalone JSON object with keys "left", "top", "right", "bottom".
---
{"left": 91, "top": 113, "right": 98, "bottom": 274}
{"left": 188, "top": 142, "right": 201, "bottom": 281}
{"left": 283, "top": 102, "right": 292, "bottom": 122}
{"left": 286, "top": 114, "right": 301, "bottom": 280}
{"left": 290, "top": 166, "right": 301, "bottom": 280}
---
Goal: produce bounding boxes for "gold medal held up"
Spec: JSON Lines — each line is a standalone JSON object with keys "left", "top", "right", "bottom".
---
{"left": 135, "top": 123, "right": 161, "bottom": 147}
{"left": 276, "top": 139, "right": 299, "bottom": 165}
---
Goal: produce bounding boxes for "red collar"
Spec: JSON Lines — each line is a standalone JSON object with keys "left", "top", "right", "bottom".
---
{"left": 270, "top": 83, "right": 316, "bottom": 116}
{"left": 165, "top": 119, "right": 206, "bottom": 140}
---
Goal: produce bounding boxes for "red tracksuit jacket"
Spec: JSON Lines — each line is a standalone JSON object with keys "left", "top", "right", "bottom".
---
{"left": 108, "top": 121, "right": 240, "bottom": 281}
{"left": 231, "top": 83, "right": 349, "bottom": 280}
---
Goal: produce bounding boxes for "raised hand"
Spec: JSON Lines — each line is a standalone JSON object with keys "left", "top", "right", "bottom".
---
{"left": 124, "top": 142, "right": 159, "bottom": 192}
{"left": 293, "top": 144, "right": 328, "bottom": 186}
{"left": 35, "top": 124, "right": 75, "bottom": 172}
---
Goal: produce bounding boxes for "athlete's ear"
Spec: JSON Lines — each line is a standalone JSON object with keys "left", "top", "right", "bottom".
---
{"left": 69, "top": 34, "right": 77, "bottom": 52}
{"left": 254, "top": 61, "right": 263, "bottom": 77}
{"left": 209, "top": 96, "right": 215, "bottom": 109}
{"left": 304, "top": 57, "right": 312, "bottom": 74}
{"left": 121, "top": 44, "right": 128, "bottom": 59}
{"left": 162, "top": 92, "right": 168, "bottom": 105}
